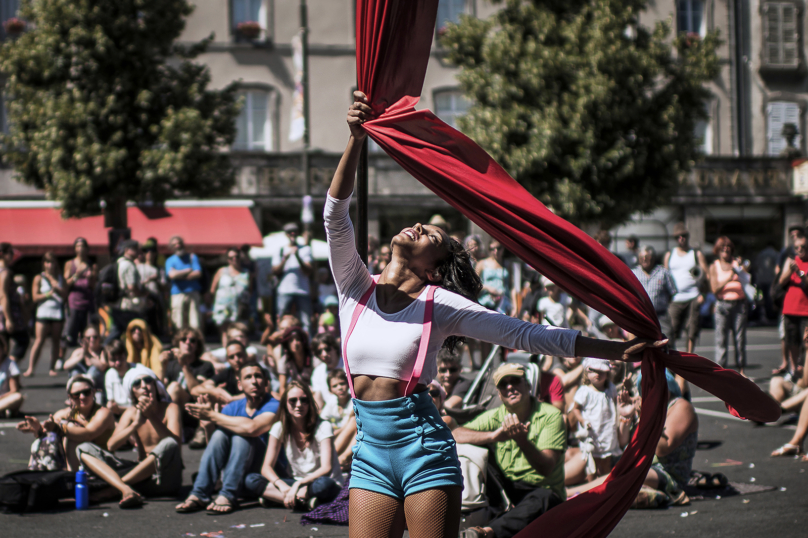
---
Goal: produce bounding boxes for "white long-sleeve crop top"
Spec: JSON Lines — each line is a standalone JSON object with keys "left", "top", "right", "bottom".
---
{"left": 324, "top": 193, "right": 579, "bottom": 386}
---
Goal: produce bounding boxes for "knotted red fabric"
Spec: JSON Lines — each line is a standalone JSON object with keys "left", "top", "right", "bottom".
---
{"left": 355, "top": 1, "right": 780, "bottom": 537}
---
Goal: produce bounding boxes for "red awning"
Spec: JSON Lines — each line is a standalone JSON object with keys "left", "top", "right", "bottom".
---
{"left": 0, "top": 203, "right": 263, "bottom": 256}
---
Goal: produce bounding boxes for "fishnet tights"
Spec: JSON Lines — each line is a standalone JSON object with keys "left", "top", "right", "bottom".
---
{"left": 349, "top": 487, "right": 463, "bottom": 538}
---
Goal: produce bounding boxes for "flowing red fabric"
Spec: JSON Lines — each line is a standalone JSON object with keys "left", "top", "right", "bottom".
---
{"left": 355, "top": 1, "right": 780, "bottom": 537}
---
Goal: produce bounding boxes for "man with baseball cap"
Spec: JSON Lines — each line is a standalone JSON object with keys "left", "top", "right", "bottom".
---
{"left": 452, "top": 363, "right": 566, "bottom": 538}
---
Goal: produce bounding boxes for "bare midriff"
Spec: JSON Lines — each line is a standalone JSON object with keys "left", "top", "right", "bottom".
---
{"left": 352, "top": 374, "right": 428, "bottom": 401}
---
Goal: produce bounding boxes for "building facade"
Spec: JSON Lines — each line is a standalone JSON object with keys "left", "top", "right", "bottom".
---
{"left": 1, "top": 1, "right": 807, "bottom": 258}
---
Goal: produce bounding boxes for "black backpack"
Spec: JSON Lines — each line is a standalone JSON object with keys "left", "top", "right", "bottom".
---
{"left": 95, "top": 260, "right": 121, "bottom": 306}
{"left": 0, "top": 470, "right": 73, "bottom": 513}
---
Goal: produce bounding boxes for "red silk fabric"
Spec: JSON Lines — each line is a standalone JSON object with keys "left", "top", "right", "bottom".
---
{"left": 355, "top": 1, "right": 780, "bottom": 537}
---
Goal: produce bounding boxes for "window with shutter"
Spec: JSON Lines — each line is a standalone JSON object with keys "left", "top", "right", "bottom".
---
{"left": 694, "top": 102, "right": 712, "bottom": 155}
{"left": 436, "top": 0, "right": 467, "bottom": 33}
{"left": 763, "top": 2, "right": 801, "bottom": 69}
{"left": 677, "top": 0, "right": 705, "bottom": 36}
{"left": 234, "top": 90, "right": 272, "bottom": 151}
{"left": 767, "top": 101, "right": 801, "bottom": 155}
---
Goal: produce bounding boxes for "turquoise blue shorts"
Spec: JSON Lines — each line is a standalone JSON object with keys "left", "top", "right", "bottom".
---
{"left": 350, "top": 390, "right": 463, "bottom": 500}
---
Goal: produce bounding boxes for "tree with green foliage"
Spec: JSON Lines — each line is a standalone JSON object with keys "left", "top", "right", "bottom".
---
{"left": 0, "top": 0, "right": 241, "bottom": 224}
{"left": 441, "top": 0, "right": 720, "bottom": 227}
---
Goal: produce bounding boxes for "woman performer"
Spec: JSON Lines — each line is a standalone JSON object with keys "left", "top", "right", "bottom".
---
{"left": 329, "top": 92, "right": 664, "bottom": 538}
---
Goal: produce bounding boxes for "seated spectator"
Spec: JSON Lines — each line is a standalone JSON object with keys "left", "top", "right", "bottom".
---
{"left": 17, "top": 375, "right": 115, "bottom": 471}
{"left": 770, "top": 367, "right": 808, "bottom": 414}
{"left": 452, "top": 363, "right": 566, "bottom": 538}
{"left": 320, "top": 369, "right": 354, "bottom": 434}
{"left": 276, "top": 326, "right": 313, "bottom": 397}
{"left": 63, "top": 325, "right": 108, "bottom": 394}
{"left": 105, "top": 340, "right": 134, "bottom": 415}
{"left": 538, "top": 370, "right": 565, "bottom": 414}
{"left": 317, "top": 295, "right": 340, "bottom": 337}
{"left": 427, "top": 379, "right": 455, "bottom": 428}
{"left": 0, "top": 335, "right": 23, "bottom": 417}
{"left": 310, "top": 332, "right": 343, "bottom": 408}
{"left": 176, "top": 362, "right": 279, "bottom": 514}
{"left": 160, "top": 328, "right": 213, "bottom": 407}
{"left": 771, "top": 379, "right": 808, "bottom": 461}
{"left": 78, "top": 367, "right": 183, "bottom": 509}
{"left": 550, "top": 355, "right": 584, "bottom": 413}
{"left": 204, "top": 321, "right": 260, "bottom": 370}
{"left": 245, "top": 381, "right": 343, "bottom": 510}
{"left": 566, "top": 370, "right": 694, "bottom": 508}
{"left": 437, "top": 348, "right": 473, "bottom": 413}
{"left": 125, "top": 318, "right": 163, "bottom": 379}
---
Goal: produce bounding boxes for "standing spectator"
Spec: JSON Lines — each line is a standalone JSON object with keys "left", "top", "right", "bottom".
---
{"left": 0, "top": 242, "right": 29, "bottom": 363}
{"left": 166, "top": 235, "right": 203, "bottom": 332}
{"left": 664, "top": 223, "right": 709, "bottom": 354}
{"left": 211, "top": 248, "right": 252, "bottom": 333}
{"left": 0, "top": 335, "right": 23, "bottom": 417}
{"left": 125, "top": 319, "right": 163, "bottom": 379}
{"left": 137, "top": 238, "right": 167, "bottom": 338}
{"left": 316, "top": 267, "right": 337, "bottom": 309}
{"left": 272, "top": 223, "right": 314, "bottom": 333}
{"left": 754, "top": 242, "right": 779, "bottom": 322}
{"left": 537, "top": 276, "right": 574, "bottom": 328}
{"left": 63, "top": 237, "right": 97, "bottom": 347}
{"left": 110, "top": 240, "right": 145, "bottom": 343}
{"left": 778, "top": 234, "right": 808, "bottom": 380}
{"left": 464, "top": 234, "right": 483, "bottom": 268}
{"left": 377, "top": 244, "right": 392, "bottom": 273}
{"left": 621, "top": 235, "right": 640, "bottom": 268}
{"left": 594, "top": 230, "right": 612, "bottom": 250}
{"left": 709, "top": 236, "right": 748, "bottom": 375}
{"left": 177, "top": 361, "right": 278, "bottom": 514}
{"left": 476, "top": 240, "right": 514, "bottom": 315}
{"left": 774, "top": 227, "right": 804, "bottom": 376}
{"left": 63, "top": 325, "right": 108, "bottom": 393}
{"left": 25, "top": 253, "right": 66, "bottom": 377}
{"left": 632, "top": 246, "right": 677, "bottom": 338}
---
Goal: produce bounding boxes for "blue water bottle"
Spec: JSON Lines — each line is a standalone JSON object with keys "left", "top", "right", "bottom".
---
{"left": 75, "top": 466, "right": 88, "bottom": 510}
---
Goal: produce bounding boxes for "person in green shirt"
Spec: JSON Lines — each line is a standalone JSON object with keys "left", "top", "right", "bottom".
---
{"left": 452, "top": 363, "right": 566, "bottom": 538}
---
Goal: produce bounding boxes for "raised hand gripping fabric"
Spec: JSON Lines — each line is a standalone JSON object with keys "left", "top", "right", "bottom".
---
{"left": 354, "top": 1, "right": 779, "bottom": 537}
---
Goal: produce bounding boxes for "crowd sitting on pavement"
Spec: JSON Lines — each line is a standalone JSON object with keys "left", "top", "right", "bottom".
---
{"left": 0, "top": 221, "right": 803, "bottom": 536}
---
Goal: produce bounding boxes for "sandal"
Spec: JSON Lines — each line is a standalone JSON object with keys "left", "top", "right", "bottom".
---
{"left": 119, "top": 492, "right": 144, "bottom": 509}
{"left": 176, "top": 498, "right": 206, "bottom": 513}
{"left": 694, "top": 472, "right": 728, "bottom": 489}
{"left": 206, "top": 500, "right": 236, "bottom": 515}
{"left": 771, "top": 443, "right": 802, "bottom": 457}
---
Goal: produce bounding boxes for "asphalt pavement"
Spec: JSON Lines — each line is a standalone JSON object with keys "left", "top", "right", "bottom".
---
{"left": 1, "top": 326, "right": 806, "bottom": 538}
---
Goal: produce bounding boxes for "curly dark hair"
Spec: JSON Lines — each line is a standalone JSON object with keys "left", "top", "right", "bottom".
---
{"left": 434, "top": 238, "right": 483, "bottom": 352}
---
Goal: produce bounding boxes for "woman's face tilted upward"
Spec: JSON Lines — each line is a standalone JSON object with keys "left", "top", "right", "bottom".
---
{"left": 391, "top": 223, "right": 451, "bottom": 282}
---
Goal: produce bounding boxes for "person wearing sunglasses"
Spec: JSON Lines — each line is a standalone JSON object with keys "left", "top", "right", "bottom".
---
{"left": 452, "top": 363, "right": 568, "bottom": 538}
{"left": 177, "top": 361, "right": 278, "bottom": 514}
{"left": 125, "top": 318, "right": 164, "bottom": 379}
{"left": 78, "top": 367, "right": 182, "bottom": 509}
{"left": 245, "top": 380, "right": 343, "bottom": 511}
{"left": 436, "top": 348, "right": 471, "bottom": 414}
{"left": 18, "top": 374, "right": 114, "bottom": 472}
{"left": 63, "top": 325, "right": 108, "bottom": 394}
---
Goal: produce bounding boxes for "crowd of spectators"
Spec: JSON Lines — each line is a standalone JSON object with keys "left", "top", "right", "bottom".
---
{"left": 0, "top": 218, "right": 804, "bottom": 534}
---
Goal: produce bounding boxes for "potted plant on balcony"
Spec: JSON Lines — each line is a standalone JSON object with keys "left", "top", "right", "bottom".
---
{"left": 236, "top": 21, "right": 261, "bottom": 40}
{"left": 3, "top": 17, "right": 26, "bottom": 36}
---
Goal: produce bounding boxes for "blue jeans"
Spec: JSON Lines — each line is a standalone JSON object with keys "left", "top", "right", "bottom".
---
{"left": 244, "top": 473, "right": 341, "bottom": 504}
{"left": 276, "top": 293, "right": 313, "bottom": 333}
{"left": 190, "top": 429, "right": 263, "bottom": 503}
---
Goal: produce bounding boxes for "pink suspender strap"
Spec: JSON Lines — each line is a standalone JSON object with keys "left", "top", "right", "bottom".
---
{"left": 403, "top": 285, "right": 436, "bottom": 396}
{"left": 341, "top": 275, "right": 437, "bottom": 398}
{"left": 342, "top": 276, "right": 379, "bottom": 398}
